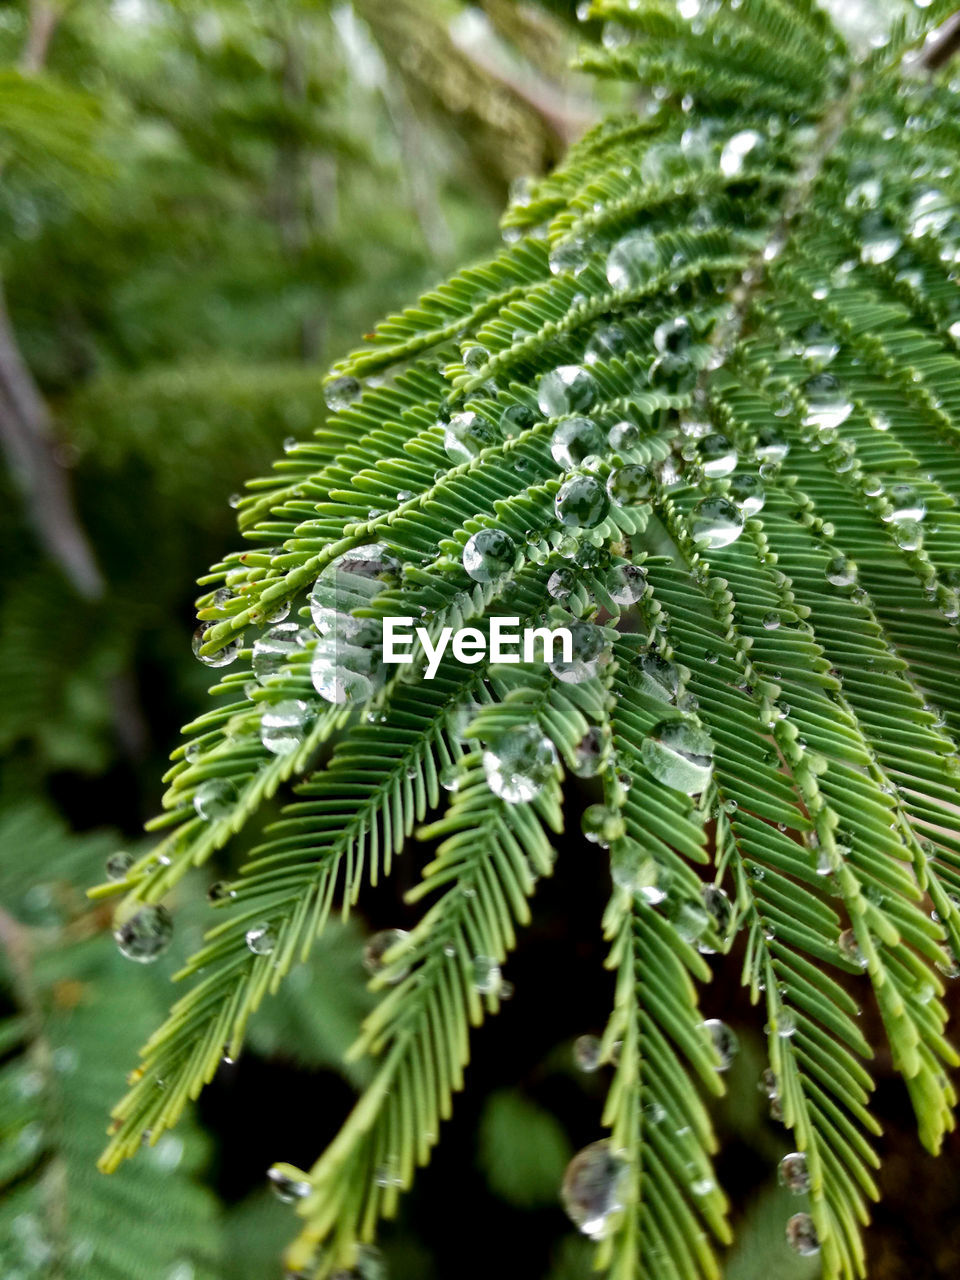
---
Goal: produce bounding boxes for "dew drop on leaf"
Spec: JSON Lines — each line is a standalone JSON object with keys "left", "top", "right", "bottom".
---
{"left": 637, "top": 652, "right": 680, "bottom": 702}
{"left": 699, "top": 432, "right": 738, "bottom": 478}
{"left": 701, "top": 1018, "right": 738, "bottom": 1070}
{"left": 691, "top": 496, "right": 744, "bottom": 549}
{"left": 786, "top": 1212, "right": 820, "bottom": 1256}
{"left": 778, "top": 1151, "right": 811, "bottom": 1194}
{"left": 550, "top": 415, "right": 604, "bottom": 469}
{"left": 363, "top": 929, "right": 411, "bottom": 982}
{"left": 443, "top": 410, "right": 498, "bottom": 464}
{"left": 571, "top": 725, "right": 612, "bottom": 777}
{"left": 581, "top": 803, "right": 625, "bottom": 847}
{"left": 605, "top": 229, "right": 659, "bottom": 289}
{"left": 825, "top": 554, "right": 857, "bottom": 587}
{"left": 192, "top": 623, "right": 242, "bottom": 668}
{"left": 114, "top": 906, "right": 174, "bottom": 964}
{"left": 606, "top": 463, "right": 653, "bottom": 505}
{"left": 573, "top": 1034, "right": 603, "bottom": 1072}
{"left": 324, "top": 375, "right": 362, "bottom": 411}
{"left": 755, "top": 426, "right": 790, "bottom": 463}
{"left": 550, "top": 620, "right": 609, "bottom": 684}
{"left": 268, "top": 1166, "right": 312, "bottom": 1203}
{"left": 585, "top": 323, "right": 628, "bottom": 364}
{"left": 560, "top": 1140, "right": 628, "bottom": 1239}
{"left": 245, "top": 921, "right": 276, "bottom": 956}
{"left": 729, "top": 473, "right": 765, "bottom": 515}
{"left": 472, "top": 954, "right": 502, "bottom": 995}
{"left": 555, "top": 474, "right": 610, "bottom": 528}
{"left": 193, "top": 777, "right": 239, "bottom": 821}
{"left": 642, "top": 719, "right": 714, "bottom": 794}
{"left": 260, "top": 699, "right": 313, "bottom": 755}
{"left": 462, "top": 528, "right": 518, "bottom": 582}
{"left": 884, "top": 483, "right": 926, "bottom": 523}
{"left": 720, "top": 129, "right": 762, "bottom": 176}
{"left": 106, "top": 851, "right": 134, "bottom": 881}
{"left": 538, "top": 364, "right": 596, "bottom": 417}
{"left": 482, "top": 724, "right": 557, "bottom": 803}
{"left": 252, "top": 622, "right": 307, "bottom": 683}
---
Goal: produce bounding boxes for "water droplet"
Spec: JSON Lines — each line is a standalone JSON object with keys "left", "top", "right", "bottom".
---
{"left": 860, "top": 214, "right": 901, "bottom": 264}
{"left": 252, "top": 622, "right": 307, "bottom": 683}
{"left": 606, "top": 464, "right": 654, "bottom": 506}
{"left": 500, "top": 402, "right": 536, "bottom": 437}
{"left": 585, "top": 324, "right": 629, "bottom": 365}
{"left": 571, "top": 725, "right": 612, "bottom": 777}
{"left": 607, "top": 420, "right": 640, "bottom": 452}
{"left": 106, "top": 851, "right": 134, "bottom": 881}
{"left": 560, "top": 1140, "right": 628, "bottom": 1239}
{"left": 778, "top": 1151, "right": 811, "bottom": 1194}
{"left": 838, "top": 927, "right": 867, "bottom": 968}
{"left": 472, "top": 954, "right": 502, "bottom": 995}
{"left": 759, "top": 1068, "right": 778, "bottom": 1098}
{"left": 549, "top": 235, "right": 592, "bottom": 276}
{"left": 701, "top": 1018, "right": 738, "bottom": 1070}
{"left": 463, "top": 528, "right": 518, "bottom": 582}
{"left": 324, "top": 375, "right": 361, "bottom": 411}
{"left": 268, "top": 1166, "right": 312, "bottom": 1203}
{"left": 194, "top": 778, "right": 239, "bottom": 821}
{"left": 605, "top": 563, "right": 647, "bottom": 606}
{"left": 802, "top": 374, "right": 852, "bottom": 431}
{"left": 310, "top": 544, "right": 401, "bottom": 634}
{"left": 550, "top": 416, "right": 604, "bottom": 469}
{"left": 444, "top": 411, "right": 499, "bottom": 464}
{"left": 550, "top": 620, "right": 609, "bottom": 684}
{"left": 653, "top": 315, "right": 692, "bottom": 358}
{"left": 573, "top": 1034, "right": 603, "bottom": 1072}
{"left": 885, "top": 483, "right": 926, "bottom": 523}
{"left": 606, "top": 229, "right": 660, "bottom": 289}
{"left": 729, "top": 473, "right": 765, "bottom": 515}
{"left": 483, "top": 725, "right": 558, "bottom": 803}
{"left": 555, "top": 474, "right": 610, "bottom": 528}
{"left": 786, "top": 1212, "right": 820, "bottom": 1256}
{"left": 261, "top": 699, "right": 313, "bottom": 755}
{"left": 192, "top": 624, "right": 242, "bottom": 668}
{"left": 702, "top": 885, "right": 732, "bottom": 934}
{"left": 642, "top": 719, "right": 714, "bottom": 794}
{"left": 538, "top": 365, "right": 596, "bottom": 417}
{"left": 774, "top": 1009, "right": 797, "bottom": 1038}
{"left": 755, "top": 426, "right": 790, "bottom": 462}
{"left": 762, "top": 611, "right": 781, "bottom": 630}
{"left": 720, "top": 129, "right": 762, "bottom": 177}
{"left": 582, "top": 804, "right": 626, "bottom": 847}
{"left": 610, "top": 840, "right": 665, "bottom": 903}
{"left": 363, "top": 929, "right": 411, "bottom": 982}
{"left": 691, "top": 496, "right": 744, "bottom": 549}
{"left": 114, "top": 906, "right": 174, "bottom": 964}
{"left": 699, "top": 433, "right": 738, "bottom": 478}
{"left": 547, "top": 566, "right": 577, "bottom": 600}
{"left": 893, "top": 519, "right": 923, "bottom": 551}
{"left": 245, "top": 921, "right": 276, "bottom": 955}
{"left": 825, "top": 554, "right": 857, "bottom": 587}
{"left": 638, "top": 653, "right": 679, "bottom": 702}
{"left": 801, "top": 322, "right": 839, "bottom": 366}
{"left": 207, "top": 880, "right": 235, "bottom": 903}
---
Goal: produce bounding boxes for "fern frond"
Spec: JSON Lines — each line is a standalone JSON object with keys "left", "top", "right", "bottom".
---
{"left": 100, "top": 4, "right": 960, "bottom": 1277}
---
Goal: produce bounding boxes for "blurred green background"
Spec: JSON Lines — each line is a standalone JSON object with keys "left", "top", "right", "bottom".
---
{"left": 0, "top": 2, "right": 955, "bottom": 1277}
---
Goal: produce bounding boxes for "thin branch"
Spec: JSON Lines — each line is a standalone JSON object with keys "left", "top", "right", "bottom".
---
{"left": 922, "top": 10, "right": 960, "bottom": 70}
{"left": 0, "top": 283, "right": 103, "bottom": 598}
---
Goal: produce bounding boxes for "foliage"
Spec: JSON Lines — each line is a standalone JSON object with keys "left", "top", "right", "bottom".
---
{"left": 87, "top": 1, "right": 960, "bottom": 1277}
{"left": 6, "top": 0, "right": 960, "bottom": 1277}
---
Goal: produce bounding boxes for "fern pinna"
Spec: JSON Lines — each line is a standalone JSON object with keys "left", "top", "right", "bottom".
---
{"left": 92, "top": 2, "right": 960, "bottom": 1276}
